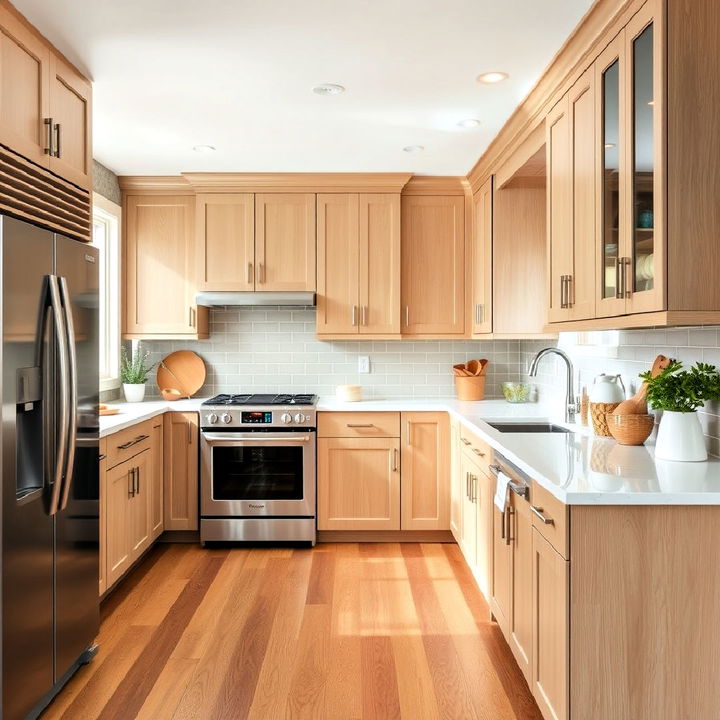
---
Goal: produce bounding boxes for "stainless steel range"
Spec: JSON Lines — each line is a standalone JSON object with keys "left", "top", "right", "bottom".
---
{"left": 200, "top": 394, "right": 317, "bottom": 545}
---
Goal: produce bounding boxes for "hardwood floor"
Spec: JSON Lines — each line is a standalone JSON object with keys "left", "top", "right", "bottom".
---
{"left": 40, "top": 543, "right": 542, "bottom": 720}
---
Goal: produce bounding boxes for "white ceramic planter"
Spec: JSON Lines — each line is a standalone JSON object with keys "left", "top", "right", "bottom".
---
{"left": 654, "top": 410, "right": 707, "bottom": 462}
{"left": 122, "top": 383, "right": 146, "bottom": 403}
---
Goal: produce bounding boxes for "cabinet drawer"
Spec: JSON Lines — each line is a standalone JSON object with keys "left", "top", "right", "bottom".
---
{"left": 318, "top": 412, "right": 400, "bottom": 438}
{"left": 459, "top": 427, "right": 493, "bottom": 474}
{"left": 106, "top": 419, "right": 154, "bottom": 469}
{"left": 530, "top": 482, "right": 568, "bottom": 559}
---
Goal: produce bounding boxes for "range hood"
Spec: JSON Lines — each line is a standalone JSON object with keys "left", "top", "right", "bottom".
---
{"left": 196, "top": 291, "right": 316, "bottom": 307}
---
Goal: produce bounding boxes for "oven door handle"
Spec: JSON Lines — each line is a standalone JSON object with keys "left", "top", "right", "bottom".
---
{"left": 202, "top": 433, "right": 312, "bottom": 444}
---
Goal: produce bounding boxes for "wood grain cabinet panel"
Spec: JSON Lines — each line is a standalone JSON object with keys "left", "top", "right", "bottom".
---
{"left": 196, "top": 193, "right": 254, "bottom": 291}
{"left": 47, "top": 54, "right": 91, "bottom": 191}
{"left": 532, "top": 528, "right": 569, "bottom": 720}
{"left": 449, "top": 418, "right": 462, "bottom": 541}
{"left": 318, "top": 437, "right": 400, "bottom": 530}
{"left": 491, "top": 501, "right": 512, "bottom": 639}
{"left": 0, "top": 6, "right": 50, "bottom": 167}
{"left": 128, "top": 449, "right": 151, "bottom": 558}
{"left": 98, "top": 437, "right": 107, "bottom": 596}
{"left": 150, "top": 418, "right": 164, "bottom": 541}
{"left": 124, "top": 194, "right": 208, "bottom": 339}
{"left": 163, "top": 412, "right": 199, "bottom": 531}
{"left": 104, "top": 460, "right": 133, "bottom": 589}
{"left": 400, "top": 412, "right": 449, "bottom": 530}
{"left": 509, "top": 493, "right": 533, "bottom": 683}
{"left": 475, "top": 468, "right": 493, "bottom": 603}
{"left": 401, "top": 194, "right": 465, "bottom": 335}
{"left": 318, "top": 411, "right": 400, "bottom": 439}
{"left": 471, "top": 178, "right": 493, "bottom": 334}
{"left": 255, "top": 193, "right": 316, "bottom": 291}
{"left": 459, "top": 451, "right": 478, "bottom": 568}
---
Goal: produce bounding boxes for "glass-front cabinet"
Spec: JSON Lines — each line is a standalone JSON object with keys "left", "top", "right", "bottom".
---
{"left": 595, "top": 0, "right": 664, "bottom": 318}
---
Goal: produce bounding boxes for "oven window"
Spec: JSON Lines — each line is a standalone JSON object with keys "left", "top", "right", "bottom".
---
{"left": 212, "top": 445, "right": 304, "bottom": 500}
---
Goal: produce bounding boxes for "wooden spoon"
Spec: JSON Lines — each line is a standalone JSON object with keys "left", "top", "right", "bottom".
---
{"left": 466, "top": 359, "right": 481, "bottom": 376}
{"left": 478, "top": 359, "right": 489, "bottom": 375}
{"left": 612, "top": 354, "right": 672, "bottom": 416}
{"left": 453, "top": 363, "right": 472, "bottom": 377}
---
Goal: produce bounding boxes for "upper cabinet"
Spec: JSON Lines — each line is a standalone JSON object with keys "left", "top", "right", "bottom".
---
{"left": 401, "top": 194, "right": 465, "bottom": 335}
{"left": 317, "top": 193, "right": 400, "bottom": 337}
{"left": 471, "top": 178, "right": 493, "bottom": 335}
{"left": 124, "top": 194, "right": 209, "bottom": 339}
{"left": 0, "top": 6, "right": 91, "bottom": 191}
{"left": 196, "top": 192, "right": 315, "bottom": 292}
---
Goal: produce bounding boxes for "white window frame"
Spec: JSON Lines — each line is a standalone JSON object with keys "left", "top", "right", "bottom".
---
{"left": 92, "top": 192, "right": 121, "bottom": 392}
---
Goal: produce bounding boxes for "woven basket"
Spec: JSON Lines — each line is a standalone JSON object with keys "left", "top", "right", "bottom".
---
{"left": 590, "top": 401, "right": 620, "bottom": 436}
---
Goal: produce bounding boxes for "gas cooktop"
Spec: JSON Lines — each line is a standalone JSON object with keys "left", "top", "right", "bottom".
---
{"left": 203, "top": 393, "right": 317, "bottom": 407}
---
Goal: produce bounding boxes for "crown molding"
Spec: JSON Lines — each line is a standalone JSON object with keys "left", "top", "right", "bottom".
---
{"left": 181, "top": 172, "right": 413, "bottom": 193}
{"left": 401, "top": 176, "right": 468, "bottom": 196}
{"left": 118, "top": 176, "right": 193, "bottom": 194}
{"left": 466, "top": 0, "right": 639, "bottom": 194}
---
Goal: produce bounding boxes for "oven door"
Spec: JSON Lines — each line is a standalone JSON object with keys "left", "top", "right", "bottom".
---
{"left": 201, "top": 432, "right": 315, "bottom": 518}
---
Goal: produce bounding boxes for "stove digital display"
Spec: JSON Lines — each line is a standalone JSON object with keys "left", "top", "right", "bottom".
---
{"left": 242, "top": 411, "right": 273, "bottom": 424}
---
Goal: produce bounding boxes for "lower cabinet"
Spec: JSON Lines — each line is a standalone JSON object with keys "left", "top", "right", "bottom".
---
{"left": 317, "top": 411, "right": 449, "bottom": 532}
{"left": 318, "top": 437, "right": 400, "bottom": 530}
{"left": 532, "top": 528, "right": 569, "bottom": 720}
{"left": 98, "top": 438, "right": 107, "bottom": 596}
{"left": 509, "top": 492, "right": 533, "bottom": 682}
{"left": 163, "top": 412, "right": 199, "bottom": 531}
{"left": 150, "top": 418, "right": 164, "bottom": 540}
{"left": 449, "top": 418, "right": 462, "bottom": 540}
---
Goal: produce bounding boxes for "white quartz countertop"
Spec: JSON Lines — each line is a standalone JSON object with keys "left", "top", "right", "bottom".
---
{"left": 101, "top": 396, "right": 720, "bottom": 506}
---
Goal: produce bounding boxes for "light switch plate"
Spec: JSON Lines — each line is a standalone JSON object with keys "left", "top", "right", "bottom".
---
{"left": 358, "top": 356, "right": 370, "bottom": 373}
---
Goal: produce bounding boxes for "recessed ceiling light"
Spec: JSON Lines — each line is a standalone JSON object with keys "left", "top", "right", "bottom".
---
{"left": 403, "top": 145, "right": 425, "bottom": 153}
{"left": 476, "top": 71, "right": 509, "bottom": 84}
{"left": 193, "top": 144, "right": 216, "bottom": 153}
{"left": 457, "top": 118, "right": 482, "bottom": 128}
{"left": 312, "top": 83, "right": 346, "bottom": 96}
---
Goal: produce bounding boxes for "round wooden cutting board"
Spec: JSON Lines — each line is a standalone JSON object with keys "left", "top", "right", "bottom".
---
{"left": 156, "top": 350, "right": 206, "bottom": 399}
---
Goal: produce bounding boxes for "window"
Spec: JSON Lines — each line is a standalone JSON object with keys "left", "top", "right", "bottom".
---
{"left": 92, "top": 193, "right": 121, "bottom": 391}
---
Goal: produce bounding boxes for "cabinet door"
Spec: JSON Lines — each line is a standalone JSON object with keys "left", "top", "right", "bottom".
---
{"left": 48, "top": 54, "right": 91, "bottom": 190}
{"left": 567, "top": 68, "right": 596, "bottom": 321}
{"left": 491, "top": 499, "right": 512, "bottom": 638}
{"left": 623, "top": 0, "right": 665, "bottom": 315}
{"left": 0, "top": 6, "right": 50, "bottom": 167}
{"left": 316, "top": 194, "right": 360, "bottom": 335}
{"left": 509, "top": 494, "right": 533, "bottom": 683}
{"left": 105, "top": 461, "right": 133, "bottom": 588}
{"left": 124, "top": 195, "right": 205, "bottom": 337}
{"left": 163, "top": 412, "right": 199, "bottom": 531}
{"left": 546, "top": 97, "right": 573, "bottom": 323}
{"left": 358, "top": 193, "right": 400, "bottom": 335}
{"left": 98, "top": 438, "right": 107, "bottom": 596}
{"left": 255, "top": 193, "right": 316, "bottom": 291}
{"left": 401, "top": 195, "right": 465, "bottom": 335}
{"left": 449, "top": 419, "right": 462, "bottom": 542}
{"left": 400, "top": 412, "right": 449, "bottom": 530}
{"left": 129, "top": 450, "right": 151, "bottom": 559}
{"left": 150, "top": 418, "right": 164, "bottom": 541}
{"left": 475, "top": 469, "right": 493, "bottom": 603}
{"left": 196, "top": 194, "right": 254, "bottom": 291}
{"left": 460, "top": 453, "right": 478, "bottom": 568}
{"left": 318, "top": 437, "right": 400, "bottom": 530}
{"left": 595, "top": 32, "right": 628, "bottom": 318}
{"left": 532, "top": 528, "right": 569, "bottom": 720}
{"left": 472, "top": 178, "right": 493, "bottom": 334}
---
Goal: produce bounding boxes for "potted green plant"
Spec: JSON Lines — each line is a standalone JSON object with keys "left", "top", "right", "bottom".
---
{"left": 639, "top": 360, "right": 720, "bottom": 461}
{"left": 120, "top": 345, "right": 155, "bottom": 403}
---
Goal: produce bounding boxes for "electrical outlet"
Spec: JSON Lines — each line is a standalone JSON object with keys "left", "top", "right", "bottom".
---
{"left": 358, "top": 356, "right": 370, "bottom": 373}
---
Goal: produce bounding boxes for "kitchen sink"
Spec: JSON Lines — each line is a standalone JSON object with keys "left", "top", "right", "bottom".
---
{"left": 486, "top": 422, "right": 572, "bottom": 434}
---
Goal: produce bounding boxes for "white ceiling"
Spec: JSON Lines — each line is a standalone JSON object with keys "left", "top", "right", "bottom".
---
{"left": 14, "top": 0, "right": 594, "bottom": 176}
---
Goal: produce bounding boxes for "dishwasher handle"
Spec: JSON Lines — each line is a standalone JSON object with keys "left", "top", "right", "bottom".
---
{"left": 488, "top": 464, "right": 529, "bottom": 498}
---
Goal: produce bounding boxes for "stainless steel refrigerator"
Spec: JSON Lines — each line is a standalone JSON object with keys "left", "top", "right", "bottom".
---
{"left": 1, "top": 215, "right": 99, "bottom": 720}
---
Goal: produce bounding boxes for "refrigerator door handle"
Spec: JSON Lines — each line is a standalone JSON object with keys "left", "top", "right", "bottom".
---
{"left": 46, "top": 275, "right": 70, "bottom": 516}
{"left": 58, "top": 276, "right": 78, "bottom": 511}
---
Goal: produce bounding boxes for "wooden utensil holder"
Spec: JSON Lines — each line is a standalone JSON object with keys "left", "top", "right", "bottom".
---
{"left": 454, "top": 375, "right": 486, "bottom": 401}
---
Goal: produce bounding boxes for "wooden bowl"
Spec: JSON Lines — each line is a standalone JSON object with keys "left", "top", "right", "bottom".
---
{"left": 161, "top": 387, "right": 184, "bottom": 401}
{"left": 606, "top": 413, "right": 655, "bottom": 446}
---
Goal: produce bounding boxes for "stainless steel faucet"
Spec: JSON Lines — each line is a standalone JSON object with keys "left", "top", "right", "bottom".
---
{"left": 528, "top": 347, "right": 579, "bottom": 424}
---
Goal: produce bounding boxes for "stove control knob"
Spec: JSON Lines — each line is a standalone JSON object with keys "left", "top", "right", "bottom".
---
{"left": 207, "top": 412, "right": 218, "bottom": 425}
{"left": 280, "top": 413, "right": 293, "bottom": 424}
{"left": 294, "top": 413, "right": 306, "bottom": 424}
{"left": 220, "top": 413, "right": 232, "bottom": 425}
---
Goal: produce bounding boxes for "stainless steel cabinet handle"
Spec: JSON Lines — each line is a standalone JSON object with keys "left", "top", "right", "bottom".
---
{"left": 505, "top": 506, "right": 513, "bottom": 545}
{"left": 247, "top": 262, "right": 254, "bottom": 284}
{"left": 128, "top": 468, "right": 135, "bottom": 497}
{"left": 259, "top": 263, "right": 265, "bottom": 284}
{"left": 472, "top": 447, "right": 485, "bottom": 457}
{"left": 98, "top": 454, "right": 106, "bottom": 461}
{"left": 475, "top": 303, "right": 484, "bottom": 325}
{"left": 351, "top": 305, "right": 357, "bottom": 326}
{"left": 361, "top": 306, "right": 367, "bottom": 326}
{"left": 187, "top": 421, "right": 192, "bottom": 445}
{"left": 392, "top": 448, "right": 398, "bottom": 472}
{"left": 44, "top": 117, "right": 54, "bottom": 155}
{"left": 623, "top": 257, "right": 632, "bottom": 298}
{"left": 136, "top": 465, "right": 140, "bottom": 494}
{"left": 466, "top": 472, "right": 470, "bottom": 498}
{"left": 560, "top": 275, "right": 566, "bottom": 309}
{"left": 460, "top": 438, "right": 471, "bottom": 446}
{"left": 500, "top": 505, "right": 506, "bottom": 539}
{"left": 189, "top": 307, "right": 196, "bottom": 328}
{"left": 566, "top": 275, "right": 573, "bottom": 308}
{"left": 53, "top": 123, "right": 61, "bottom": 158}
{"left": 616, "top": 258, "right": 625, "bottom": 300}
{"left": 404, "top": 306, "right": 409, "bottom": 327}
{"left": 530, "top": 505, "right": 554, "bottom": 525}
{"left": 472, "top": 474, "right": 478, "bottom": 503}
{"left": 346, "top": 423, "right": 374, "bottom": 428}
